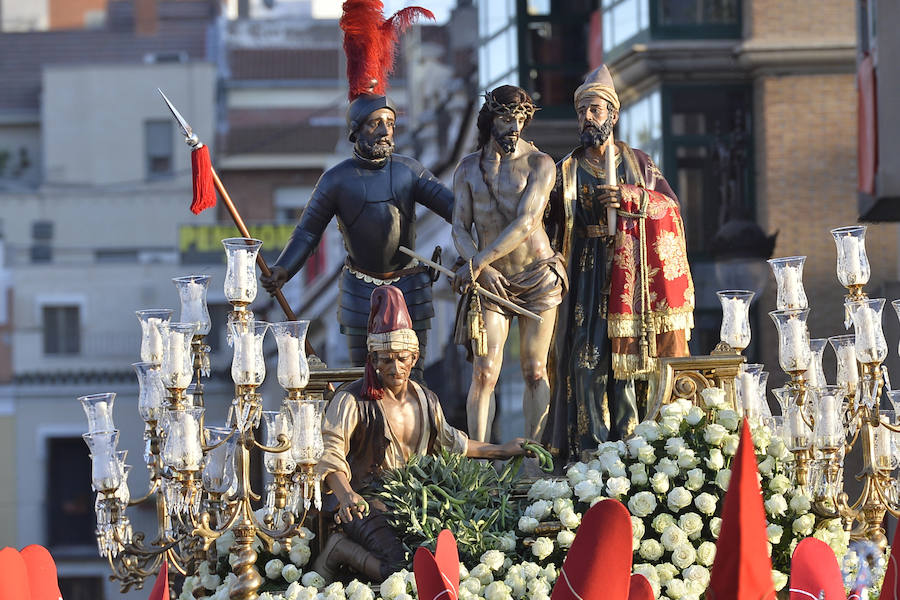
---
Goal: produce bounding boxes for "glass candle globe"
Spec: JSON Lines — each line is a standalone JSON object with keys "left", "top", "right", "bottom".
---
{"left": 831, "top": 226, "right": 871, "bottom": 288}
{"left": 768, "top": 256, "right": 808, "bottom": 310}
{"left": 829, "top": 334, "right": 859, "bottom": 395}
{"left": 161, "top": 407, "right": 205, "bottom": 472}
{"left": 769, "top": 308, "right": 812, "bottom": 374}
{"left": 272, "top": 321, "right": 311, "bottom": 391}
{"left": 160, "top": 322, "right": 198, "bottom": 391}
{"left": 136, "top": 309, "right": 173, "bottom": 364}
{"left": 173, "top": 275, "right": 211, "bottom": 336}
{"left": 262, "top": 409, "right": 296, "bottom": 475}
{"left": 717, "top": 290, "right": 754, "bottom": 351}
{"left": 229, "top": 320, "right": 269, "bottom": 386}
{"left": 847, "top": 298, "right": 888, "bottom": 365}
{"left": 223, "top": 237, "right": 262, "bottom": 305}
{"left": 285, "top": 398, "right": 326, "bottom": 466}
{"left": 80, "top": 392, "right": 116, "bottom": 434}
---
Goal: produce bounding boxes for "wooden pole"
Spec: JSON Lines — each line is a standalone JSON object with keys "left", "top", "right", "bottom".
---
{"left": 210, "top": 167, "right": 318, "bottom": 357}
{"left": 398, "top": 246, "right": 543, "bottom": 323}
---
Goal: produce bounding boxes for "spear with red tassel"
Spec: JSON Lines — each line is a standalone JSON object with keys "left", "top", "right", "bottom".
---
{"left": 157, "top": 89, "right": 316, "bottom": 357}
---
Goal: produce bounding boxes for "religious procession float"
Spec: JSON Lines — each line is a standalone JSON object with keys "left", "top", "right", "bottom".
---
{"left": 68, "top": 2, "right": 900, "bottom": 600}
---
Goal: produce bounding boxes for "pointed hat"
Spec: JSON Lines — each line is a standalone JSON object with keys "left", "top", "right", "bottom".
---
{"left": 880, "top": 518, "right": 900, "bottom": 600}
{"left": 362, "top": 285, "right": 418, "bottom": 400}
{"left": 147, "top": 561, "right": 169, "bottom": 600}
{"left": 628, "top": 574, "right": 656, "bottom": 600}
{"left": 551, "top": 499, "right": 633, "bottom": 600}
{"left": 707, "top": 419, "right": 776, "bottom": 600}
{"left": 789, "top": 537, "right": 846, "bottom": 600}
{"left": 20, "top": 545, "right": 62, "bottom": 600}
{"left": 574, "top": 65, "right": 619, "bottom": 111}
{"left": 0, "top": 547, "right": 31, "bottom": 600}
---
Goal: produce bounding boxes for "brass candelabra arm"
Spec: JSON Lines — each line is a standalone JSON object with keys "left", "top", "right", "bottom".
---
{"left": 253, "top": 433, "right": 291, "bottom": 454}
{"left": 871, "top": 476, "right": 900, "bottom": 519}
{"left": 202, "top": 426, "right": 237, "bottom": 453}
{"left": 128, "top": 477, "right": 161, "bottom": 507}
{"left": 193, "top": 501, "right": 246, "bottom": 551}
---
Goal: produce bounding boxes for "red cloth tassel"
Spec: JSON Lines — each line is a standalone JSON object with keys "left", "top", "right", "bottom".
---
{"left": 362, "top": 359, "right": 384, "bottom": 401}
{"left": 190, "top": 145, "right": 216, "bottom": 215}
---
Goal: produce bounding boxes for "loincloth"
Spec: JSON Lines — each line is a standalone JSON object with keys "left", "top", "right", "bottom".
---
{"left": 453, "top": 253, "right": 568, "bottom": 352}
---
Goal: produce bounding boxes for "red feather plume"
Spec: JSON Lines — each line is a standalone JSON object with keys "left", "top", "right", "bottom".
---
{"left": 340, "top": 0, "right": 435, "bottom": 100}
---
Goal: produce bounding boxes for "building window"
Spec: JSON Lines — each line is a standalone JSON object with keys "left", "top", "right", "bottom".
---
{"left": 46, "top": 437, "right": 95, "bottom": 548}
{"left": 59, "top": 577, "right": 105, "bottom": 600}
{"left": 43, "top": 305, "right": 80, "bottom": 355}
{"left": 31, "top": 220, "right": 53, "bottom": 263}
{"left": 145, "top": 120, "right": 173, "bottom": 178}
{"left": 657, "top": 0, "right": 739, "bottom": 27}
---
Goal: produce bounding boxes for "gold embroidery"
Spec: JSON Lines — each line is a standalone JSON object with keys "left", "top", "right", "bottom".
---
{"left": 574, "top": 303, "right": 585, "bottom": 326}
{"left": 655, "top": 230, "right": 690, "bottom": 281}
{"left": 579, "top": 247, "right": 594, "bottom": 272}
{"left": 577, "top": 395, "right": 589, "bottom": 436}
{"left": 576, "top": 343, "right": 601, "bottom": 369}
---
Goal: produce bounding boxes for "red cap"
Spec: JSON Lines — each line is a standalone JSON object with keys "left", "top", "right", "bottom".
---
{"left": 708, "top": 420, "right": 776, "bottom": 600}
{"left": 551, "top": 499, "right": 633, "bottom": 600}
{"left": 147, "top": 561, "right": 169, "bottom": 600}
{"left": 368, "top": 285, "right": 414, "bottom": 335}
{"left": 20, "top": 545, "right": 61, "bottom": 600}
{"left": 0, "top": 547, "right": 32, "bottom": 600}
{"left": 880, "top": 518, "right": 900, "bottom": 600}
{"left": 789, "top": 537, "right": 846, "bottom": 600}
{"left": 414, "top": 546, "right": 457, "bottom": 600}
{"left": 628, "top": 574, "right": 655, "bottom": 600}
{"left": 434, "top": 529, "right": 460, "bottom": 595}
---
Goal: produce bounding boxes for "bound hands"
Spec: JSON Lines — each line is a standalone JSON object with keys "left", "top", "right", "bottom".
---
{"left": 260, "top": 266, "right": 289, "bottom": 295}
{"left": 452, "top": 260, "right": 510, "bottom": 300}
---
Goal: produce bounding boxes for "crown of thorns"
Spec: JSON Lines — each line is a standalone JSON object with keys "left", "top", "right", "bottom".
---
{"left": 482, "top": 91, "right": 538, "bottom": 119}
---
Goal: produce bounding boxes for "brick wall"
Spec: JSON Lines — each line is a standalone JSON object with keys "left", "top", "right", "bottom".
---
{"left": 754, "top": 73, "right": 898, "bottom": 381}
{"left": 215, "top": 169, "right": 323, "bottom": 224}
{"left": 749, "top": 0, "right": 855, "bottom": 41}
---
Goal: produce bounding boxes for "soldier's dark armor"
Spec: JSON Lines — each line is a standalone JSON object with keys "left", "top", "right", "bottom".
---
{"left": 273, "top": 153, "right": 453, "bottom": 370}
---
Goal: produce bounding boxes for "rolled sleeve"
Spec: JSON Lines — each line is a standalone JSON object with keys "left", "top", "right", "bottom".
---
{"left": 316, "top": 390, "right": 359, "bottom": 481}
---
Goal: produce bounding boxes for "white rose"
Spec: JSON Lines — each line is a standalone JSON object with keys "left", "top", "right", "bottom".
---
{"left": 557, "top": 529, "right": 576, "bottom": 549}
{"left": 661, "top": 402, "right": 686, "bottom": 420}
{"left": 528, "top": 577, "right": 551, "bottom": 597}
{"left": 703, "top": 424, "right": 727, "bottom": 446}
{"left": 574, "top": 479, "right": 600, "bottom": 503}
{"left": 605, "top": 476, "right": 631, "bottom": 498}
{"left": 659, "top": 417, "right": 682, "bottom": 437}
{"left": 661, "top": 525, "right": 688, "bottom": 551}
{"left": 637, "top": 445, "right": 657, "bottom": 464}
{"left": 682, "top": 565, "right": 710, "bottom": 589}
{"left": 709, "top": 517, "right": 722, "bottom": 539}
{"left": 789, "top": 492, "right": 812, "bottom": 513}
{"left": 768, "top": 474, "right": 792, "bottom": 495}
{"left": 627, "top": 436, "right": 650, "bottom": 457}
{"left": 722, "top": 434, "right": 740, "bottom": 456}
{"left": 700, "top": 387, "right": 726, "bottom": 409}
{"left": 677, "top": 448, "right": 700, "bottom": 469}
{"left": 639, "top": 539, "right": 664, "bottom": 561}
{"left": 767, "top": 437, "right": 790, "bottom": 460}
{"left": 649, "top": 472, "right": 670, "bottom": 495}
{"left": 481, "top": 549, "right": 505, "bottom": 571}
{"left": 772, "top": 569, "right": 788, "bottom": 591}
{"left": 289, "top": 544, "right": 311, "bottom": 567}
{"left": 652, "top": 513, "right": 677, "bottom": 534}
{"left": 505, "top": 570, "right": 526, "bottom": 597}
{"left": 518, "top": 516, "right": 539, "bottom": 533}
{"left": 754, "top": 455, "right": 774, "bottom": 477}
{"left": 656, "top": 563, "right": 678, "bottom": 584}
{"left": 792, "top": 513, "right": 816, "bottom": 536}
{"left": 484, "top": 580, "right": 512, "bottom": 600}
{"left": 634, "top": 421, "right": 662, "bottom": 441}
{"left": 559, "top": 507, "right": 582, "bottom": 529}
{"left": 598, "top": 451, "right": 623, "bottom": 472}
{"left": 301, "top": 571, "right": 325, "bottom": 588}
{"left": 215, "top": 530, "right": 235, "bottom": 555}
{"left": 666, "top": 578, "right": 688, "bottom": 600}
{"left": 693, "top": 492, "right": 718, "bottom": 516}
{"left": 264, "top": 559, "right": 284, "bottom": 580}
{"left": 629, "top": 463, "right": 649, "bottom": 485}
{"left": 531, "top": 537, "right": 555, "bottom": 561}
{"left": 657, "top": 458, "right": 679, "bottom": 478}
{"left": 471, "top": 563, "right": 493, "bottom": 584}
{"left": 716, "top": 409, "right": 740, "bottom": 431}
{"left": 767, "top": 523, "right": 784, "bottom": 544}
{"left": 696, "top": 541, "right": 716, "bottom": 566}
{"left": 666, "top": 437, "right": 688, "bottom": 456}
{"left": 765, "top": 494, "right": 788, "bottom": 517}
{"left": 629, "top": 491, "right": 658, "bottom": 518}
{"left": 667, "top": 487, "right": 693, "bottom": 512}
{"left": 679, "top": 512, "right": 704, "bottom": 540}
{"left": 685, "top": 468, "right": 705, "bottom": 491}
{"left": 380, "top": 573, "right": 407, "bottom": 599}
{"left": 705, "top": 448, "right": 725, "bottom": 471}
{"left": 324, "top": 581, "right": 345, "bottom": 596}
{"left": 461, "top": 577, "right": 483, "bottom": 594}
{"left": 607, "top": 461, "right": 628, "bottom": 478}
{"left": 526, "top": 500, "right": 553, "bottom": 520}
{"left": 714, "top": 469, "right": 732, "bottom": 491}
{"left": 281, "top": 564, "right": 301, "bottom": 584}
{"left": 553, "top": 497, "right": 574, "bottom": 515}
{"left": 540, "top": 564, "right": 557, "bottom": 582}
{"left": 686, "top": 406, "right": 705, "bottom": 425}
{"left": 671, "top": 543, "right": 697, "bottom": 569}
{"left": 567, "top": 469, "right": 587, "bottom": 487}
{"left": 632, "top": 516, "right": 646, "bottom": 544}
{"left": 201, "top": 573, "right": 221, "bottom": 591}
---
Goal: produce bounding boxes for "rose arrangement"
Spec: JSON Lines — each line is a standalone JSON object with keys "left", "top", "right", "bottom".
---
{"left": 183, "top": 390, "right": 870, "bottom": 600}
